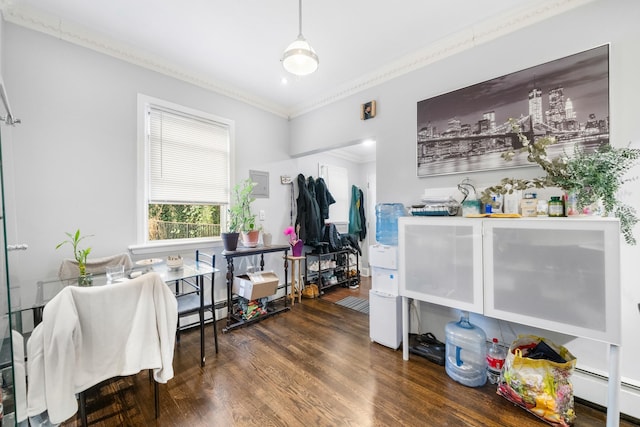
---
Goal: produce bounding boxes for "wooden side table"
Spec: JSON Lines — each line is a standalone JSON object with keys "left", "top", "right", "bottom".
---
{"left": 286, "top": 255, "right": 305, "bottom": 305}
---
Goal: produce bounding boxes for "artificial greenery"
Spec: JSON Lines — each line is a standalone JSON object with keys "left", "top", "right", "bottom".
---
{"left": 56, "top": 229, "right": 93, "bottom": 276}
{"left": 481, "top": 119, "right": 640, "bottom": 245}
{"left": 228, "top": 178, "right": 257, "bottom": 233}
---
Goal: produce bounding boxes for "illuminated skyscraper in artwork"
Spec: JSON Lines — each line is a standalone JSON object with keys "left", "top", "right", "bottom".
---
{"left": 548, "top": 87, "right": 566, "bottom": 130}
{"left": 483, "top": 111, "right": 496, "bottom": 131}
{"left": 528, "top": 88, "right": 543, "bottom": 124}
{"left": 565, "top": 98, "right": 576, "bottom": 120}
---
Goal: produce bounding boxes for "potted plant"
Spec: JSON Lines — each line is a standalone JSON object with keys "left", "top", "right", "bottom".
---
{"left": 56, "top": 229, "right": 94, "bottom": 285}
{"left": 481, "top": 119, "right": 640, "bottom": 245}
{"left": 223, "top": 178, "right": 259, "bottom": 250}
{"left": 284, "top": 224, "right": 303, "bottom": 256}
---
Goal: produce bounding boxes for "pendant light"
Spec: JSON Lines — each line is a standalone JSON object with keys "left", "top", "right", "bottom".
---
{"left": 281, "top": 0, "right": 319, "bottom": 76}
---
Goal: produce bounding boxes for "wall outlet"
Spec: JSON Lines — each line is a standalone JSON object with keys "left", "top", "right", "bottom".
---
{"left": 259, "top": 210, "right": 265, "bottom": 220}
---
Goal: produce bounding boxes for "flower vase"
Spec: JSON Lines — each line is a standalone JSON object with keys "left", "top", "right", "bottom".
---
{"left": 291, "top": 240, "right": 304, "bottom": 257}
{"left": 78, "top": 273, "right": 93, "bottom": 286}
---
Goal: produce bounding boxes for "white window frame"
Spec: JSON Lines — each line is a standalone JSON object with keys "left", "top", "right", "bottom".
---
{"left": 134, "top": 94, "right": 235, "bottom": 253}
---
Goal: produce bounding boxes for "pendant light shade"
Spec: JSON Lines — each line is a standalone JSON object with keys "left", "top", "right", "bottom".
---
{"left": 282, "top": 0, "right": 318, "bottom": 76}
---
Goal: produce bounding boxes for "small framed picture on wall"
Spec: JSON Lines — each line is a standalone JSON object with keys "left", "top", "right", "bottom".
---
{"left": 361, "top": 100, "right": 376, "bottom": 120}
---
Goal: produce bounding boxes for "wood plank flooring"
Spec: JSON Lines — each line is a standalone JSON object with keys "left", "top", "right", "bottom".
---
{"left": 60, "top": 277, "right": 637, "bottom": 426}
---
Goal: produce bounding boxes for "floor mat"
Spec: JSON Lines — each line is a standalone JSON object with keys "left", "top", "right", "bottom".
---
{"left": 335, "top": 296, "right": 369, "bottom": 315}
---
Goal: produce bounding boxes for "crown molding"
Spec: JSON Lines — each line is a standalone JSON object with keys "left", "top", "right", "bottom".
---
{"left": 0, "top": 2, "right": 290, "bottom": 118}
{"left": 1, "top": 0, "right": 594, "bottom": 119}
{"left": 287, "top": 0, "right": 595, "bottom": 118}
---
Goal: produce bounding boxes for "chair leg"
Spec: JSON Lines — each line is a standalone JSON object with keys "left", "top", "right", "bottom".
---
{"left": 213, "top": 310, "right": 219, "bottom": 354}
{"left": 79, "top": 391, "right": 87, "bottom": 427}
{"left": 200, "top": 309, "right": 205, "bottom": 367}
{"left": 154, "top": 380, "right": 159, "bottom": 419}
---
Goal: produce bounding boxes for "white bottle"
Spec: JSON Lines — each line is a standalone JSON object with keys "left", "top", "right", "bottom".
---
{"left": 486, "top": 338, "right": 507, "bottom": 384}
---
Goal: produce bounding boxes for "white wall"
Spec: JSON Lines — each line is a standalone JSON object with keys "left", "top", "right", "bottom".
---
{"left": 290, "top": 0, "right": 640, "bottom": 416}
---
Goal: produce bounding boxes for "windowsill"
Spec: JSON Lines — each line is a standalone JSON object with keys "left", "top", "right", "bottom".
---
{"left": 128, "top": 237, "right": 223, "bottom": 256}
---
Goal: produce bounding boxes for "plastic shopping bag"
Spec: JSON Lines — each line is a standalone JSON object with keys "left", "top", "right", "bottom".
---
{"left": 497, "top": 335, "right": 577, "bottom": 427}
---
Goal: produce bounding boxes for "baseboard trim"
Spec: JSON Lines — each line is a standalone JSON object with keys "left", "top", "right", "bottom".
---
{"left": 573, "top": 368, "right": 640, "bottom": 421}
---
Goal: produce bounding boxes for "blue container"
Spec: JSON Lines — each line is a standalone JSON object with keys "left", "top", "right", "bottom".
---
{"left": 445, "top": 312, "right": 487, "bottom": 387}
{"left": 375, "top": 203, "right": 405, "bottom": 246}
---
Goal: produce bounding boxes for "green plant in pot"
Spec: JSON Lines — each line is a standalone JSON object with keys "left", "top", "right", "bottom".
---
{"left": 223, "top": 178, "right": 258, "bottom": 250}
{"left": 56, "top": 229, "right": 94, "bottom": 285}
{"left": 481, "top": 119, "right": 640, "bottom": 245}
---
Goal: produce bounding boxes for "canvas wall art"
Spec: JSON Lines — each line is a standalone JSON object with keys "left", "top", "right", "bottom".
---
{"left": 416, "top": 44, "right": 609, "bottom": 177}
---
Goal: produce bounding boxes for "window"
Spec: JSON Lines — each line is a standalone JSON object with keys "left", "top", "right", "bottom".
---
{"left": 139, "top": 96, "right": 233, "bottom": 243}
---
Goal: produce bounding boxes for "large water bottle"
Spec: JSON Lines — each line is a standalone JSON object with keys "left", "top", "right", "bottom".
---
{"left": 375, "top": 203, "right": 406, "bottom": 246}
{"left": 445, "top": 312, "right": 487, "bottom": 387}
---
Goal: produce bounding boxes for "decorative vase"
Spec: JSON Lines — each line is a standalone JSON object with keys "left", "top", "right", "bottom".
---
{"left": 262, "top": 233, "right": 272, "bottom": 247}
{"left": 221, "top": 232, "right": 240, "bottom": 251}
{"left": 78, "top": 273, "right": 93, "bottom": 286}
{"left": 291, "top": 240, "right": 304, "bottom": 257}
{"left": 242, "top": 230, "right": 260, "bottom": 248}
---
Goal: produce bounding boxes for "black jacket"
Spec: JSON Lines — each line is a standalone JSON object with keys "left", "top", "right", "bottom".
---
{"left": 295, "top": 174, "right": 322, "bottom": 246}
{"left": 315, "top": 177, "right": 336, "bottom": 220}
{"left": 358, "top": 187, "right": 367, "bottom": 241}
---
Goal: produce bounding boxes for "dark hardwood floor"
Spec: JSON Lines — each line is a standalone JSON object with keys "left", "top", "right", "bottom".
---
{"left": 61, "top": 276, "right": 636, "bottom": 426}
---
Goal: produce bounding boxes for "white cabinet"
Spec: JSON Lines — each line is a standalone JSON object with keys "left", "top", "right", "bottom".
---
{"left": 482, "top": 219, "right": 620, "bottom": 345}
{"left": 399, "top": 216, "right": 622, "bottom": 426}
{"left": 399, "top": 218, "right": 483, "bottom": 313}
{"left": 399, "top": 216, "right": 620, "bottom": 344}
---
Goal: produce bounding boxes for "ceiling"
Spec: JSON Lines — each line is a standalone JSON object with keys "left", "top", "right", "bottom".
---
{"left": 1, "top": 0, "right": 588, "bottom": 119}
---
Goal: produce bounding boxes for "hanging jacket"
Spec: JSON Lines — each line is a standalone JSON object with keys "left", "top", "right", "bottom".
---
{"left": 358, "top": 187, "right": 367, "bottom": 241}
{"left": 295, "top": 174, "right": 322, "bottom": 246}
{"left": 315, "top": 177, "right": 336, "bottom": 220}
{"left": 348, "top": 185, "right": 362, "bottom": 236}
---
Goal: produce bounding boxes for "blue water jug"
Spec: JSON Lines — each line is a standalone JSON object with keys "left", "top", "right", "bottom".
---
{"left": 445, "top": 312, "right": 487, "bottom": 387}
{"left": 375, "top": 203, "right": 405, "bottom": 246}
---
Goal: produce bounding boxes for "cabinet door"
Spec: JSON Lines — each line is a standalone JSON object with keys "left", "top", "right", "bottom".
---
{"left": 399, "top": 217, "right": 483, "bottom": 313}
{"left": 483, "top": 218, "right": 620, "bottom": 345}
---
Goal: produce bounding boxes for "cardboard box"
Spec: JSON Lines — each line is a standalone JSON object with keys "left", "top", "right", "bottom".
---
{"left": 233, "top": 271, "right": 279, "bottom": 300}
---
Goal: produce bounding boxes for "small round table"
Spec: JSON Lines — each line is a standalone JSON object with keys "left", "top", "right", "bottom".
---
{"left": 285, "top": 255, "right": 305, "bottom": 305}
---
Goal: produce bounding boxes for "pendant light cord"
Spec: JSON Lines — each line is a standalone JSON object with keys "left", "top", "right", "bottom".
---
{"left": 298, "top": 0, "right": 302, "bottom": 36}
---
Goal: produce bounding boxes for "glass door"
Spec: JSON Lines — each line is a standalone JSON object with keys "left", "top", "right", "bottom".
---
{"left": 0, "top": 127, "right": 17, "bottom": 425}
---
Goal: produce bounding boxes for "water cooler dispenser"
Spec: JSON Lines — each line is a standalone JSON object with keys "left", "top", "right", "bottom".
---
{"left": 369, "top": 244, "right": 402, "bottom": 349}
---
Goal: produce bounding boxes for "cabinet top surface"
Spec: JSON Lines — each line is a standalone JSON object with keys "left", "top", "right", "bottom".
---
{"left": 399, "top": 216, "right": 619, "bottom": 223}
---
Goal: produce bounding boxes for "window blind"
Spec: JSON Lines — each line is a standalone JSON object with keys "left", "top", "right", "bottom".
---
{"left": 148, "top": 106, "right": 229, "bottom": 204}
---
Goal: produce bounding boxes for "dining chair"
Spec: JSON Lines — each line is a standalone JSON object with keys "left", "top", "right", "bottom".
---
{"left": 58, "top": 252, "right": 134, "bottom": 280}
{"left": 26, "top": 272, "right": 178, "bottom": 425}
{"left": 175, "top": 249, "right": 218, "bottom": 367}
